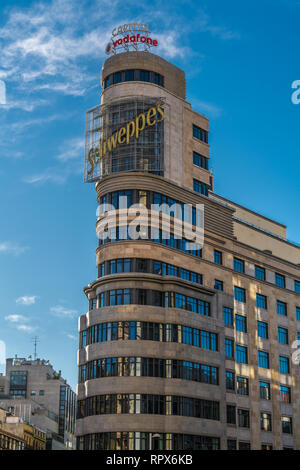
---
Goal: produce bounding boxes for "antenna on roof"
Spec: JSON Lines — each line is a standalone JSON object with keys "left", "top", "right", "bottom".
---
{"left": 31, "top": 336, "right": 39, "bottom": 360}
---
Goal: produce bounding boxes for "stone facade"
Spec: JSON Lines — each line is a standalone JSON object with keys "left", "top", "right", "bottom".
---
{"left": 77, "top": 51, "right": 300, "bottom": 450}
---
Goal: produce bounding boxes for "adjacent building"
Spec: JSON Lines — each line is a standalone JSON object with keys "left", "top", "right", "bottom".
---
{"left": 76, "top": 48, "right": 300, "bottom": 450}
{"left": 0, "top": 406, "right": 46, "bottom": 450}
{"left": 0, "top": 357, "right": 76, "bottom": 449}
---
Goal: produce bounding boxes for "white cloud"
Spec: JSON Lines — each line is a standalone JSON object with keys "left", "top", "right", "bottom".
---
{"left": 23, "top": 167, "right": 69, "bottom": 185}
{"left": 67, "top": 334, "right": 77, "bottom": 340}
{"left": 16, "top": 325, "right": 36, "bottom": 333}
{"left": 57, "top": 137, "right": 84, "bottom": 162}
{"left": 190, "top": 99, "right": 223, "bottom": 119}
{"left": 5, "top": 314, "right": 28, "bottom": 323}
{"left": 50, "top": 305, "right": 78, "bottom": 318}
{"left": 16, "top": 296, "right": 38, "bottom": 306}
{"left": 0, "top": 0, "right": 195, "bottom": 104}
{"left": 4, "top": 315, "right": 36, "bottom": 333}
{"left": 0, "top": 242, "right": 28, "bottom": 256}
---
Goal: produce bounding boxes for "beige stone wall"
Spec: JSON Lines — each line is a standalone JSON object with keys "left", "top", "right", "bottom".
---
{"left": 78, "top": 52, "right": 300, "bottom": 450}
{"left": 101, "top": 51, "right": 186, "bottom": 99}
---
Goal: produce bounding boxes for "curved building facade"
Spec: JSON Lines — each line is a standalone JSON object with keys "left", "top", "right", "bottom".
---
{"left": 77, "top": 51, "right": 300, "bottom": 450}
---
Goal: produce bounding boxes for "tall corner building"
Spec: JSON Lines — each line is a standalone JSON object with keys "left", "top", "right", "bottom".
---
{"left": 76, "top": 49, "right": 300, "bottom": 450}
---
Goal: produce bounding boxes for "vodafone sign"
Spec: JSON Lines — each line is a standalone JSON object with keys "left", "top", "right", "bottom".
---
{"left": 106, "top": 23, "right": 158, "bottom": 55}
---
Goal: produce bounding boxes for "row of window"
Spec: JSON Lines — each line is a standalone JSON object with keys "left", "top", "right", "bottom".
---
{"left": 103, "top": 69, "right": 164, "bottom": 89}
{"left": 223, "top": 307, "right": 294, "bottom": 344}
{"left": 77, "top": 432, "right": 220, "bottom": 451}
{"left": 99, "top": 190, "right": 201, "bottom": 225}
{"left": 224, "top": 339, "right": 291, "bottom": 372}
{"left": 226, "top": 373, "right": 292, "bottom": 403}
{"left": 78, "top": 356, "right": 218, "bottom": 385}
{"left": 98, "top": 226, "right": 202, "bottom": 257}
{"left": 214, "top": 250, "right": 300, "bottom": 294}
{"left": 98, "top": 258, "right": 203, "bottom": 285}
{"left": 80, "top": 321, "right": 218, "bottom": 351}
{"left": 233, "top": 286, "right": 299, "bottom": 319}
{"left": 90, "top": 289, "right": 211, "bottom": 316}
{"left": 77, "top": 394, "right": 219, "bottom": 421}
{"left": 226, "top": 406, "right": 292, "bottom": 434}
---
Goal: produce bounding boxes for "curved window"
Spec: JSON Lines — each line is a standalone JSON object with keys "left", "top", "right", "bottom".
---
{"left": 98, "top": 228, "right": 202, "bottom": 257}
{"left": 79, "top": 357, "right": 218, "bottom": 385}
{"left": 77, "top": 394, "right": 219, "bottom": 421}
{"left": 103, "top": 70, "right": 164, "bottom": 89}
{"left": 77, "top": 432, "right": 220, "bottom": 450}
{"left": 80, "top": 321, "right": 218, "bottom": 351}
{"left": 89, "top": 289, "right": 210, "bottom": 316}
{"left": 99, "top": 189, "right": 201, "bottom": 226}
{"left": 98, "top": 258, "right": 203, "bottom": 285}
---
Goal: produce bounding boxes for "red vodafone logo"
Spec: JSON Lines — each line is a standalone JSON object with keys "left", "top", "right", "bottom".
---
{"left": 112, "top": 34, "right": 158, "bottom": 49}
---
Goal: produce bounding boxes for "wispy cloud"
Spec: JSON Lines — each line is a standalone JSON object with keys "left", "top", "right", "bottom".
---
{"left": 0, "top": 0, "right": 197, "bottom": 108}
{"left": 16, "top": 324, "right": 36, "bottom": 333}
{"left": 23, "top": 167, "right": 69, "bottom": 185}
{"left": 0, "top": 241, "right": 29, "bottom": 256}
{"left": 23, "top": 136, "right": 84, "bottom": 185}
{"left": 16, "top": 296, "right": 38, "bottom": 306}
{"left": 4, "top": 314, "right": 36, "bottom": 333}
{"left": 57, "top": 137, "right": 84, "bottom": 162}
{"left": 67, "top": 334, "right": 77, "bottom": 340}
{"left": 190, "top": 99, "right": 223, "bottom": 119}
{"left": 5, "top": 314, "right": 28, "bottom": 323}
{"left": 50, "top": 305, "right": 78, "bottom": 318}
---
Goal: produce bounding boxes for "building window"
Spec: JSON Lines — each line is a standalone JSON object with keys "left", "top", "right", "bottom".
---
{"left": 280, "top": 386, "right": 291, "bottom": 403}
{"left": 104, "top": 69, "right": 164, "bottom": 89}
{"left": 225, "top": 339, "right": 234, "bottom": 359}
{"left": 214, "top": 250, "right": 222, "bottom": 265}
{"left": 239, "top": 442, "right": 251, "bottom": 450}
{"left": 193, "top": 151, "right": 208, "bottom": 170}
{"left": 261, "top": 412, "right": 272, "bottom": 432}
{"left": 261, "top": 444, "right": 273, "bottom": 451}
{"left": 259, "top": 381, "right": 271, "bottom": 400}
{"left": 275, "top": 273, "right": 286, "bottom": 288}
{"left": 78, "top": 394, "right": 220, "bottom": 421}
{"left": 193, "top": 179, "right": 209, "bottom": 196}
{"left": 227, "top": 439, "right": 237, "bottom": 450}
{"left": 226, "top": 405, "right": 236, "bottom": 425}
{"left": 256, "top": 294, "right": 267, "bottom": 310}
{"left": 296, "top": 307, "right": 300, "bottom": 321}
{"left": 223, "top": 307, "right": 233, "bottom": 327}
{"left": 279, "top": 356, "right": 289, "bottom": 374}
{"left": 281, "top": 417, "right": 293, "bottom": 434}
{"left": 257, "top": 321, "right": 268, "bottom": 339}
{"left": 258, "top": 351, "right": 269, "bottom": 369}
{"left": 278, "top": 327, "right": 288, "bottom": 345}
{"left": 226, "top": 371, "right": 235, "bottom": 391}
{"left": 235, "top": 315, "right": 247, "bottom": 333}
{"left": 214, "top": 279, "right": 223, "bottom": 291}
{"left": 295, "top": 280, "right": 300, "bottom": 293}
{"left": 277, "top": 300, "right": 287, "bottom": 316}
{"left": 237, "top": 377, "right": 249, "bottom": 395}
{"left": 238, "top": 409, "right": 250, "bottom": 428}
{"left": 234, "top": 286, "right": 246, "bottom": 303}
{"left": 255, "top": 265, "right": 266, "bottom": 281}
{"left": 236, "top": 345, "right": 247, "bottom": 364}
{"left": 193, "top": 124, "right": 208, "bottom": 143}
{"left": 233, "top": 257, "right": 244, "bottom": 273}
{"left": 39, "top": 390, "right": 44, "bottom": 396}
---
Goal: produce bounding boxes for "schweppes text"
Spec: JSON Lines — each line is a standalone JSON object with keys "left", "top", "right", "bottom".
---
{"left": 87, "top": 101, "right": 165, "bottom": 175}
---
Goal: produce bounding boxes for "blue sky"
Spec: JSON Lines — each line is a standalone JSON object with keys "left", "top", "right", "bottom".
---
{"left": 0, "top": 0, "right": 299, "bottom": 390}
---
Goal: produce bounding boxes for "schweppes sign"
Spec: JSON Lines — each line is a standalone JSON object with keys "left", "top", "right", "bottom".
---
{"left": 87, "top": 100, "right": 165, "bottom": 176}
